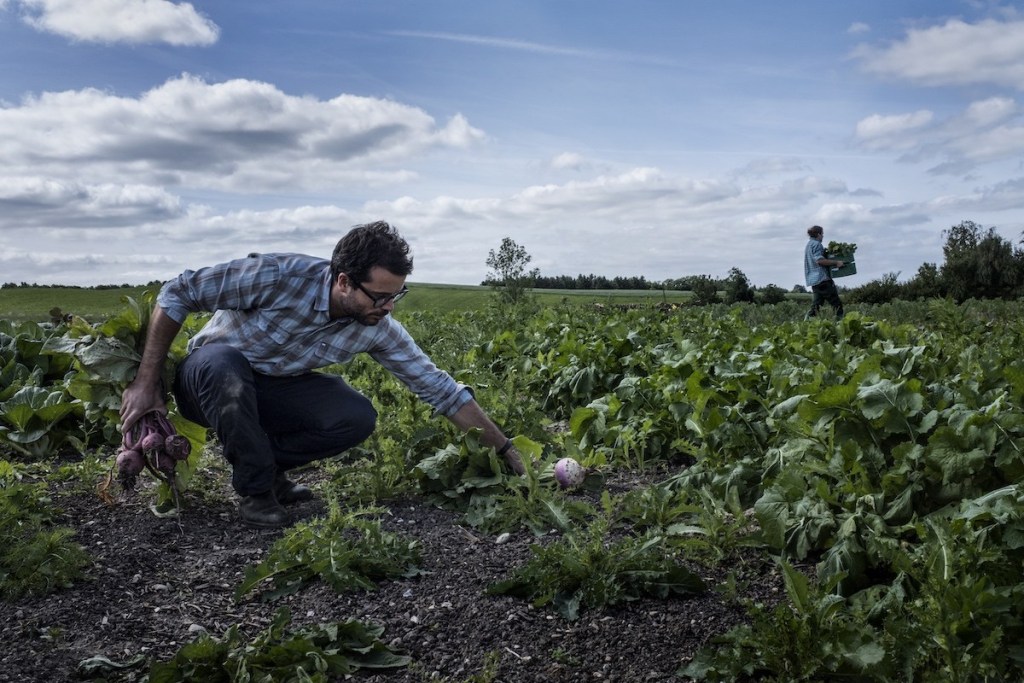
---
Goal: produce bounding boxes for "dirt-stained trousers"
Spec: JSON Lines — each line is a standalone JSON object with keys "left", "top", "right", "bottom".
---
{"left": 172, "top": 343, "right": 377, "bottom": 496}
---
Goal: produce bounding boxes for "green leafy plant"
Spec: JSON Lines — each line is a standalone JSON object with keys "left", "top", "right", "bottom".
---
{"left": 0, "top": 466, "right": 90, "bottom": 600}
{"left": 37, "top": 296, "right": 209, "bottom": 509}
{"left": 682, "top": 561, "right": 887, "bottom": 682}
{"left": 615, "top": 482, "right": 701, "bottom": 531}
{"left": 0, "top": 386, "right": 80, "bottom": 458}
{"left": 414, "top": 429, "right": 515, "bottom": 503}
{"left": 147, "top": 607, "right": 409, "bottom": 682}
{"left": 235, "top": 503, "right": 423, "bottom": 601}
{"left": 415, "top": 431, "right": 592, "bottom": 535}
{"left": 488, "top": 517, "right": 705, "bottom": 620}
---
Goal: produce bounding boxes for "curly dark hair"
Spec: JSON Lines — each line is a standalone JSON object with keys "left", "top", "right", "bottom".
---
{"left": 331, "top": 221, "right": 414, "bottom": 284}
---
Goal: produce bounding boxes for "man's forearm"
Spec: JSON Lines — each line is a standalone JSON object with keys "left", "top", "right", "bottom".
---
{"left": 119, "top": 306, "right": 185, "bottom": 429}
{"left": 447, "top": 399, "right": 507, "bottom": 446}
{"left": 447, "top": 399, "right": 524, "bottom": 474}
{"left": 134, "top": 306, "right": 184, "bottom": 385}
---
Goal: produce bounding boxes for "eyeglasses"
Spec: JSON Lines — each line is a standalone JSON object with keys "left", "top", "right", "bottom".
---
{"left": 351, "top": 279, "right": 409, "bottom": 307}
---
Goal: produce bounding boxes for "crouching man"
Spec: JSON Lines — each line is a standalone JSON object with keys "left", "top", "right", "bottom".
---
{"left": 120, "top": 221, "right": 524, "bottom": 527}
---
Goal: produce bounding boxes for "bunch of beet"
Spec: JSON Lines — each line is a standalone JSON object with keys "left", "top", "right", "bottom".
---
{"left": 115, "top": 411, "right": 191, "bottom": 491}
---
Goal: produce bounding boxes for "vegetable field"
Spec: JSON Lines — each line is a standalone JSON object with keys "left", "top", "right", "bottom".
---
{"left": 3, "top": 295, "right": 1024, "bottom": 682}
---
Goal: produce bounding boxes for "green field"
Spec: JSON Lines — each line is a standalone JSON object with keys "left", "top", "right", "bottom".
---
{"left": 0, "top": 283, "right": 698, "bottom": 322}
{"left": 4, "top": 292, "right": 1024, "bottom": 680}
{"left": 0, "top": 285, "right": 155, "bottom": 322}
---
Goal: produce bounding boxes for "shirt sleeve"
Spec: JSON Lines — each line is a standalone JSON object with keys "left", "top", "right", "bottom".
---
{"left": 368, "top": 319, "right": 474, "bottom": 417}
{"left": 809, "top": 241, "right": 825, "bottom": 262}
{"left": 157, "top": 254, "right": 281, "bottom": 324}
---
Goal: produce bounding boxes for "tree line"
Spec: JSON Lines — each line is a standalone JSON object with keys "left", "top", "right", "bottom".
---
{"left": 485, "top": 220, "right": 1024, "bottom": 307}
{"left": 481, "top": 273, "right": 655, "bottom": 291}
{"left": 845, "top": 220, "right": 1024, "bottom": 304}
{"left": 1, "top": 281, "right": 166, "bottom": 290}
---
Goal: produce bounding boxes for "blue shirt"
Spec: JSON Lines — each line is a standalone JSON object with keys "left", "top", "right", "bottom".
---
{"left": 804, "top": 239, "right": 830, "bottom": 287}
{"left": 157, "top": 252, "right": 472, "bottom": 417}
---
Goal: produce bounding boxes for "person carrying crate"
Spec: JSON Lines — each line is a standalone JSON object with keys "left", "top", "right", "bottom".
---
{"left": 804, "top": 225, "right": 845, "bottom": 319}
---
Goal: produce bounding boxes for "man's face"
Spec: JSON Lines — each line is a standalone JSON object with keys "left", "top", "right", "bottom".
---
{"left": 331, "top": 266, "right": 407, "bottom": 325}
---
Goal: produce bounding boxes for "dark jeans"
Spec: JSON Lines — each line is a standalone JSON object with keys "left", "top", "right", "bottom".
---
{"left": 172, "top": 344, "right": 377, "bottom": 496}
{"left": 807, "top": 279, "right": 844, "bottom": 319}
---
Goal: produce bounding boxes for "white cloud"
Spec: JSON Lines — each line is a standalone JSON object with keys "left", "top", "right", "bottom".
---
{"left": 847, "top": 22, "right": 871, "bottom": 35}
{"left": 854, "top": 97, "right": 1024, "bottom": 172}
{"left": 0, "top": 176, "right": 183, "bottom": 227}
{"left": 855, "top": 110, "right": 934, "bottom": 145}
{"left": 853, "top": 17, "right": 1024, "bottom": 89}
{"left": 550, "top": 152, "right": 588, "bottom": 171}
{"left": 814, "top": 202, "right": 874, "bottom": 225}
{"left": 948, "top": 122, "right": 1024, "bottom": 165}
{"left": 0, "top": 74, "right": 485, "bottom": 192}
{"left": 964, "top": 96, "right": 1017, "bottom": 126}
{"left": 16, "top": 0, "right": 219, "bottom": 45}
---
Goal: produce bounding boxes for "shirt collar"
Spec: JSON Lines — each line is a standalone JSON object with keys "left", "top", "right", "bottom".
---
{"left": 314, "top": 265, "right": 332, "bottom": 313}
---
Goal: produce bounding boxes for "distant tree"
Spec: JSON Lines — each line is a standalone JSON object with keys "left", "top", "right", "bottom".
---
{"left": 689, "top": 275, "right": 720, "bottom": 306}
{"left": 660, "top": 277, "right": 693, "bottom": 292}
{"left": 723, "top": 267, "right": 755, "bottom": 304}
{"left": 940, "top": 221, "right": 1023, "bottom": 301}
{"left": 902, "top": 262, "right": 943, "bottom": 300}
{"left": 848, "top": 272, "right": 902, "bottom": 305}
{"left": 757, "top": 284, "right": 787, "bottom": 305}
{"left": 485, "top": 237, "right": 539, "bottom": 306}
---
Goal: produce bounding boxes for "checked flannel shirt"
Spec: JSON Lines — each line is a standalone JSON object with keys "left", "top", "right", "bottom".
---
{"left": 157, "top": 252, "right": 472, "bottom": 417}
{"left": 804, "top": 239, "right": 831, "bottom": 288}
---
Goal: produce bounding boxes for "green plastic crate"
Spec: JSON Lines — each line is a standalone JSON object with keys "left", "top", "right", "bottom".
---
{"left": 830, "top": 255, "right": 856, "bottom": 278}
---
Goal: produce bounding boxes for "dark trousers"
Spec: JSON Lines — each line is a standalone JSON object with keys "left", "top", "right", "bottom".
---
{"left": 172, "top": 344, "right": 377, "bottom": 496}
{"left": 807, "top": 279, "right": 844, "bottom": 319}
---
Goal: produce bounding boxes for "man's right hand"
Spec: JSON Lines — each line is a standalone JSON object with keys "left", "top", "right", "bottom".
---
{"left": 119, "top": 379, "right": 168, "bottom": 435}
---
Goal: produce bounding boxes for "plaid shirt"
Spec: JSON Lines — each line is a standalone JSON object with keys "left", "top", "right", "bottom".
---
{"left": 157, "top": 252, "right": 472, "bottom": 417}
{"left": 804, "top": 239, "right": 830, "bottom": 287}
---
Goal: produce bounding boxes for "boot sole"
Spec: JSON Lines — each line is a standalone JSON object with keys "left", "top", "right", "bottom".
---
{"left": 277, "top": 492, "right": 314, "bottom": 505}
{"left": 241, "top": 515, "right": 291, "bottom": 529}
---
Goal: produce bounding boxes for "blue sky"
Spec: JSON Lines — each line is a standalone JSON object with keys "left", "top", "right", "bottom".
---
{"left": 1, "top": 1, "right": 1023, "bottom": 289}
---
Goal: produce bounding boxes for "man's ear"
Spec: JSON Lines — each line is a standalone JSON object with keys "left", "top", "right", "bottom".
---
{"left": 335, "top": 272, "right": 350, "bottom": 290}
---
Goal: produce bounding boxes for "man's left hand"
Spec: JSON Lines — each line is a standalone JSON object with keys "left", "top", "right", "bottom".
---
{"left": 503, "top": 447, "right": 526, "bottom": 475}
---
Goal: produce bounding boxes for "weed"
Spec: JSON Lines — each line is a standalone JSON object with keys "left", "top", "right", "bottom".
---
{"left": 235, "top": 500, "right": 423, "bottom": 602}
{"left": 148, "top": 607, "right": 408, "bottom": 681}
{"left": 488, "top": 516, "right": 705, "bottom": 620}
{"left": 0, "top": 469, "right": 90, "bottom": 600}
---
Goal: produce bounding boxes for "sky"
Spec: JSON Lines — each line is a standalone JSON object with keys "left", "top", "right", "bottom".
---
{"left": 1, "top": 0, "right": 1023, "bottom": 290}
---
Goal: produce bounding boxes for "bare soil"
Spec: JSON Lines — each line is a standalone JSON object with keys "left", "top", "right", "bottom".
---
{"left": 0, "top": 457, "right": 782, "bottom": 683}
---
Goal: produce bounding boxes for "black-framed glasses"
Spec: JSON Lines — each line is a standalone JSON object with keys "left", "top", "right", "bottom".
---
{"left": 352, "top": 280, "right": 409, "bottom": 307}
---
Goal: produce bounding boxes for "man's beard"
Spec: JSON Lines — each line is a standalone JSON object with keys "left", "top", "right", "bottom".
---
{"left": 352, "top": 309, "right": 387, "bottom": 326}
